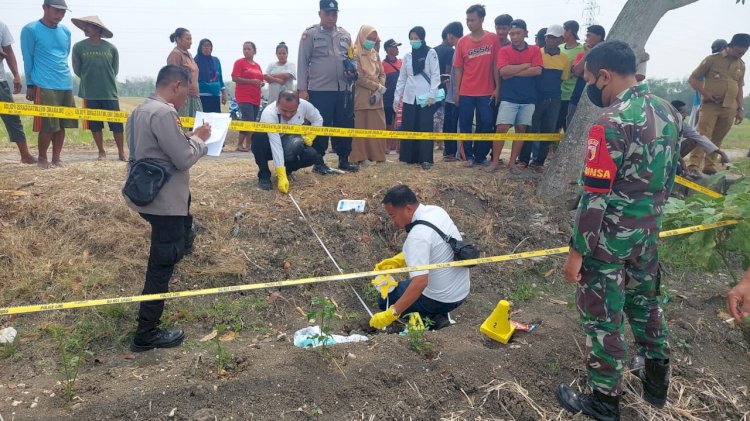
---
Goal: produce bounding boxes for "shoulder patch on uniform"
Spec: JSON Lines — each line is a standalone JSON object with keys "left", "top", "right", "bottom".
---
{"left": 582, "top": 124, "right": 616, "bottom": 194}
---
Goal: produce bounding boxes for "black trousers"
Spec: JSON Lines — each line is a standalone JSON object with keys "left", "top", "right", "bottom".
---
{"left": 442, "top": 102, "right": 458, "bottom": 157}
{"left": 136, "top": 211, "right": 193, "bottom": 335}
{"left": 399, "top": 102, "right": 436, "bottom": 164}
{"left": 308, "top": 90, "right": 353, "bottom": 162}
{"left": 251, "top": 133, "right": 324, "bottom": 180}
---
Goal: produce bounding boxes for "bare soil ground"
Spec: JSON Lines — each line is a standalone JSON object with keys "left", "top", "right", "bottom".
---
{"left": 0, "top": 144, "right": 748, "bottom": 420}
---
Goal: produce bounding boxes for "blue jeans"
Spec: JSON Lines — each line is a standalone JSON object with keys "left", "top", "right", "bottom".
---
{"left": 519, "top": 97, "right": 561, "bottom": 166}
{"left": 377, "top": 278, "right": 464, "bottom": 319}
{"left": 443, "top": 102, "right": 458, "bottom": 157}
{"left": 458, "top": 95, "right": 494, "bottom": 163}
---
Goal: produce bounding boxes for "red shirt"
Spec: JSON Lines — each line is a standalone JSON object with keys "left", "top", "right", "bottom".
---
{"left": 496, "top": 43, "right": 543, "bottom": 103}
{"left": 453, "top": 31, "right": 501, "bottom": 97}
{"left": 232, "top": 59, "right": 263, "bottom": 105}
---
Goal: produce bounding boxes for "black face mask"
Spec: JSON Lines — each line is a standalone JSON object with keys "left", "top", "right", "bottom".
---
{"left": 586, "top": 75, "right": 607, "bottom": 108}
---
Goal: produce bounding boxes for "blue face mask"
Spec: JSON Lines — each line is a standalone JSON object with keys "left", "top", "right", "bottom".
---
{"left": 410, "top": 40, "right": 423, "bottom": 49}
{"left": 362, "top": 39, "right": 376, "bottom": 50}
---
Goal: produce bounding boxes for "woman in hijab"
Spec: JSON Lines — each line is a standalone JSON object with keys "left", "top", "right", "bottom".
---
{"left": 350, "top": 25, "right": 387, "bottom": 164}
{"left": 166, "top": 28, "right": 202, "bottom": 118}
{"left": 194, "top": 39, "right": 226, "bottom": 113}
{"left": 393, "top": 26, "right": 440, "bottom": 169}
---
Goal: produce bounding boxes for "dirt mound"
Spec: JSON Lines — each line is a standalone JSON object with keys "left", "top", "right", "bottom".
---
{"left": 0, "top": 152, "right": 748, "bottom": 420}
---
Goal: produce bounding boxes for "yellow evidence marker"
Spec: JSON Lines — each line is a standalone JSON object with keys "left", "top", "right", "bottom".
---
{"left": 480, "top": 300, "right": 515, "bottom": 344}
{"left": 407, "top": 312, "right": 425, "bottom": 332}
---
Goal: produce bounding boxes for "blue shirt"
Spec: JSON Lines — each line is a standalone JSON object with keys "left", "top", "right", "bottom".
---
{"left": 21, "top": 20, "right": 72, "bottom": 90}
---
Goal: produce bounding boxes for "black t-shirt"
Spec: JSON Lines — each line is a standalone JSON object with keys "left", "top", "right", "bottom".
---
{"left": 433, "top": 43, "right": 455, "bottom": 90}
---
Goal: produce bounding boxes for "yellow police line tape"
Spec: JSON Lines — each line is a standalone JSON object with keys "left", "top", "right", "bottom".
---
{"left": 0, "top": 219, "right": 740, "bottom": 316}
{"left": 0, "top": 102, "right": 562, "bottom": 142}
{"left": 674, "top": 175, "right": 724, "bottom": 199}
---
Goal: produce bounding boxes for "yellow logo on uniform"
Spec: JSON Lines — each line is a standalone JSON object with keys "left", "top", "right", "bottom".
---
{"left": 587, "top": 138, "right": 599, "bottom": 161}
{"left": 584, "top": 166, "right": 611, "bottom": 179}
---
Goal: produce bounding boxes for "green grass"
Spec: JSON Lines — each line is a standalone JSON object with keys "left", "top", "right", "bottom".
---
{"left": 719, "top": 120, "right": 750, "bottom": 150}
{"left": 508, "top": 281, "right": 537, "bottom": 302}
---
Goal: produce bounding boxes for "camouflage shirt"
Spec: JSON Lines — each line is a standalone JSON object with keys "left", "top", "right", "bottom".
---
{"left": 570, "top": 83, "right": 682, "bottom": 263}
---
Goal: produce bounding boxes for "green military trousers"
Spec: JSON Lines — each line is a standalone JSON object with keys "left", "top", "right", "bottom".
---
{"left": 576, "top": 246, "right": 670, "bottom": 396}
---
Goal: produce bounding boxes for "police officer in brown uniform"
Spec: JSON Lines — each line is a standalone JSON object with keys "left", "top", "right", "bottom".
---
{"left": 687, "top": 33, "right": 748, "bottom": 175}
{"left": 123, "top": 65, "right": 211, "bottom": 352}
{"left": 298, "top": 0, "right": 359, "bottom": 173}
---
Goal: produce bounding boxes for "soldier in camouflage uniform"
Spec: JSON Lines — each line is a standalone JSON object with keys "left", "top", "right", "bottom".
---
{"left": 556, "top": 41, "right": 682, "bottom": 421}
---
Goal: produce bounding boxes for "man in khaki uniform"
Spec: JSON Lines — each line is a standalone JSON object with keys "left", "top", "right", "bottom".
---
{"left": 687, "top": 33, "right": 748, "bottom": 175}
{"left": 297, "top": 0, "right": 359, "bottom": 173}
{"left": 123, "top": 65, "right": 211, "bottom": 352}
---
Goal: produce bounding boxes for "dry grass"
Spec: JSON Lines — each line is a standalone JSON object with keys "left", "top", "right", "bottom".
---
{"left": 471, "top": 367, "right": 750, "bottom": 421}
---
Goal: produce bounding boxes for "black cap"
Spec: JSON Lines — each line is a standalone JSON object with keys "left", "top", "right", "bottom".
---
{"left": 711, "top": 39, "right": 727, "bottom": 53}
{"left": 319, "top": 0, "right": 338, "bottom": 11}
{"left": 384, "top": 39, "right": 401, "bottom": 49}
{"left": 563, "top": 20, "right": 580, "bottom": 40}
{"left": 728, "top": 33, "right": 750, "bottom": 48}
{"left": 535, "top": 28, "right": 547, "bottom": 39}
{"left": 494, "top": 14, "right": 513, "bottom": 27}
{"left": 587, "top": 25, "right": 605, "bottom": 40}
{"left": 510, "top": 19, "right": 527, "bottom": 31}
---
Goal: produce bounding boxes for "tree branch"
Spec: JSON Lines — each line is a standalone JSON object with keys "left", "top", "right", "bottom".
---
{"left": 665, "top": 0, "right": 700, "bottom": 10}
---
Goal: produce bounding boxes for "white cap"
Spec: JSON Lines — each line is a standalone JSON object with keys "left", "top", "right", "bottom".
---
{"left": 546, "top": 24, "right": 564, "bottom": 38}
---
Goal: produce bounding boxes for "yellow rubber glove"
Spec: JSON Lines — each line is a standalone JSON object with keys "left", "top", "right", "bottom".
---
{"left": 369, "top": 306, "right": 400, "bottom": 329}
{"left": 276, "top": 167, "right": 289, "bottom": 193}
{"left": 374, "top": 252, "right": 406, "bottom": 271}
{"left": 302, "top": 134, "right": 315, "bottom": 146}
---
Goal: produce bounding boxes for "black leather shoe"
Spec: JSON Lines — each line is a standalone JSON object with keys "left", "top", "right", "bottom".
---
{"left": 130, "top": 328, "right": 185, "bottom": 352}
{"left": 639, "top": 359, "right": 669, "bottom": 408}
{"left": 258, "top": 178, "right": 272, "bottom": 190}
{"left": 313, "top": 164, "right": 334, "bottom": 175}
{"left": 428, "top": 313, "right": 451, "bottom": 330}
{"left": 555, "top": 384, "right": 621, "bottom": 421}
{"left": 338, "top": 161, "right": 359, "bottom": 172}
{"left": 421, "top": 162, "right": 432, "bottom": 170}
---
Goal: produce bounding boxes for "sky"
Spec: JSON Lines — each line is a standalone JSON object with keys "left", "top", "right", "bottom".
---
{"left": 2, "top": 0, "right": 750, "bottom": 88}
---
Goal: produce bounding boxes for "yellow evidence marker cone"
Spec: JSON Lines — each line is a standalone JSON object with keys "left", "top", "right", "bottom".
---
{"left": 480, "top": 300, "right": 515, "bottom": 344}
{"left": 407, "top": 312, "right": 425, "bottom": 332}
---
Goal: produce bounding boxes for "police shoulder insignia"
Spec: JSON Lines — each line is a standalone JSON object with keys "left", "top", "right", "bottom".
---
{"left": 582, "top": 124, "right": 616, "bottom": 194}
{"left": 175, "top": 116, "right": 184, "bottom": 131}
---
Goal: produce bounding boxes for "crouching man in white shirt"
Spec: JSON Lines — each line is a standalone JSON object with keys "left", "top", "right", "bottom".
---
{"left": 370, "top": 184, "right": 470, "bottom": 330}
{"left": 251, "top": 89, "right": 336, "bottom": 192}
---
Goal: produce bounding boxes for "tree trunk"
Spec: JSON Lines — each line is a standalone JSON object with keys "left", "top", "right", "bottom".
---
{"left": 536, "top": 0, "right": 700, "bottom": 209}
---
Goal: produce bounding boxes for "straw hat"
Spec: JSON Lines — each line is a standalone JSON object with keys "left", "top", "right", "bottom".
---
{"left": 71, "top": 16, "right": 113, "bottom": 39}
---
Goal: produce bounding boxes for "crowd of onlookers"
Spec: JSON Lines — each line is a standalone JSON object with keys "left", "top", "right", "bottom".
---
{"left": 0, "top": 0, "right": 747, "bottom": 176}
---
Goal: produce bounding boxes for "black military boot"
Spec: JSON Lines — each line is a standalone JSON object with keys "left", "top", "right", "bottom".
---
{"left": 639, "top": 358, "right": 669, "bottom": 408}
{"left": 556, "top": 384, "right": 621, "bottom": 421}
{"left": 131, "top": 320, "right": 185, "bottom": 353}
{"left": 338, "top": 159, "right": 359, "bottom": 172}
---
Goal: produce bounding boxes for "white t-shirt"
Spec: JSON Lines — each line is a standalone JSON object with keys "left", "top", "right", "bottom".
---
{"left": 403, "top": 204, "right": 470, "bottom": 303}
{"left": 258, "top": 98, "right": 323, "bottom": 168}
{"left": 265, "top": 61, "right": 297, "bottom": 103}
{"left": 0, "top": 21, "right": 14, "bottom": 83}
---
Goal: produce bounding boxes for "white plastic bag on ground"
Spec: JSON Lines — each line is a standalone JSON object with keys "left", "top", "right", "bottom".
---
{"left": 293, "top": 326, "right": 368, "bottom": 348}
{"left": 0, "top": 327, "right": 17, "bottom": 344}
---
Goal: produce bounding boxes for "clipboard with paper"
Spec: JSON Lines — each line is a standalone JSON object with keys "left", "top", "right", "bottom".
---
{"left": 193, "top": 111, "right": 231, "bottom": 157}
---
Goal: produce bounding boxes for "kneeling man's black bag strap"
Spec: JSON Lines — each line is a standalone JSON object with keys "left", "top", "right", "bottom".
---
{"left": 406, "top": 220, "right": 479, "bottom": 267}
{"left": 122, "top": 137, "right": 175, "bottom": 206}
